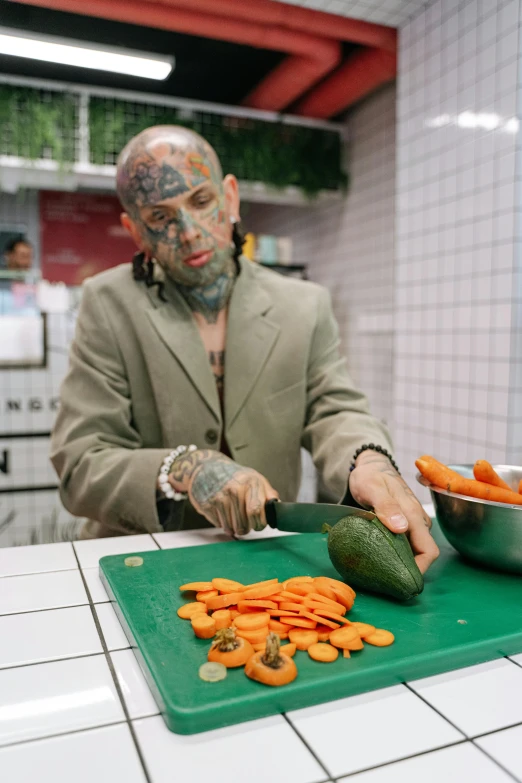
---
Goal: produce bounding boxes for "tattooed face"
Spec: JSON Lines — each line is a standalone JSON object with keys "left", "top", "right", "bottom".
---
{"left": 117, "top": 127, "right": 239, "bottom": 287}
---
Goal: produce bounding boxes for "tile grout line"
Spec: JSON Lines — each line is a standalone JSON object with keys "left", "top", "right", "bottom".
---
{"left": 0, "top": 602, "right": 91, "bottom": 618}
{"left": 471, "top": 741, "right": 522, "bottom": 783}
{"left": 404, "top": 681, "right": 522, "bottom": 781}
{"left": 0, "top": 719, "right": 128, "bottom": 752}
{"left": 72, "top": 548, "right": 154, "bottom": 783}
{"left": 1, "top": 649, "right": 106, "bottom": 672}
{"left": 326, "top": 739, "right": 470, "bottom": 780}
{"left": 282, "top": 713, "right": 336, "bottom": 782}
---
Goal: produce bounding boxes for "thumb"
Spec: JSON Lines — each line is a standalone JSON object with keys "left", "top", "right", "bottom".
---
{"left": 371, "top": 491, "right": 409, "bottom": 534}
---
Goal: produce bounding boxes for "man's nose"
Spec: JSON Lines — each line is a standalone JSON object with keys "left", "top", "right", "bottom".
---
{"left": 178, "top": 209, "right": 200, "bottom": 244}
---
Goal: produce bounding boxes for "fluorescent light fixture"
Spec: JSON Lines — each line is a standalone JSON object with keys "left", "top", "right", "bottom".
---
{"left": 0, "top": 27, "right": 174, "bottom": 80}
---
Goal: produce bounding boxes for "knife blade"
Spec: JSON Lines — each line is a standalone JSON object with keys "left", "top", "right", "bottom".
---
{"left": 264, "top": 500, "right": 376, "bottom": 533}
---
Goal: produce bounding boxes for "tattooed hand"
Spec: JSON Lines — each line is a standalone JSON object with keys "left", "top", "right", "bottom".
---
{"left": 349, "top": 451, "right": 439, "bottom": 574}
{"left": 167, "top": 449, "right": 279, "bottom": 535}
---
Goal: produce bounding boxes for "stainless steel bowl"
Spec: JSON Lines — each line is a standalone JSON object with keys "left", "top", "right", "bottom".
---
{"left": 417, "top": 464, "right": 522, "bottom": 574}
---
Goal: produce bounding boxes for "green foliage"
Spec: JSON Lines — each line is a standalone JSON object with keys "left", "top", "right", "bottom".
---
{"left": 0, "top": 86, "right": 348, "bottom": 195}
{"left": 0, "top": 85, "right": 77, "bottom": 164}
{"left": 89, "top": 98, "right": 347, "bottom": 195}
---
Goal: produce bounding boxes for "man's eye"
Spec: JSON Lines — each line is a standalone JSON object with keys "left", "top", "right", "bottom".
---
{"left": 194, "top": 195, "right": 212, "bottom": 207}
{"left": 151, "top": 211, "right": 166, "bottom": 221}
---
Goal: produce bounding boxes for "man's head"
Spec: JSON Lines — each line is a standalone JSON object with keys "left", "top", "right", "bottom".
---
{"left": 117, "top": 126, "right": 240, "bottom": 287}
{"left": 4, "top": 238, "right": 33, "bottom": 271}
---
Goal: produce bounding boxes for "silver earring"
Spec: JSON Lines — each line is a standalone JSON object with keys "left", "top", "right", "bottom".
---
{"left": 230, "top": 216, "right": 237, "bottom": 224}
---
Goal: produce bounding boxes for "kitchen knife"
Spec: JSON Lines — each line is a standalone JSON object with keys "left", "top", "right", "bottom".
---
{"left": 265, "top": 499, "right": 376, "bottom": 533}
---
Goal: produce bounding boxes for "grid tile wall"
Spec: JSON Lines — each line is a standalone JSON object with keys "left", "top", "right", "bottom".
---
{"left": 273, "top": 0, "right": 431, "bottom": 26}
{"left": 248, "top": 84, "right": 396, "bottom": 430}
{"left": 395, "top": 0, "right": 521, "bottom": 493}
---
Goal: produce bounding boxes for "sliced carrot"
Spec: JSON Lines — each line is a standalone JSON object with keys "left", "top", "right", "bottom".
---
{"left": 282, "top": 642, "right": 296, "bottom": 657}
{"left": 237, "top": 599, "right": 278, "bottom": 611}
{"left": 196, "top": 589, "right": 219, "bottom": 602}
{"left": 212, "top": 578, "right": 245, "bottom": 593}
{"left": 229, "top": 608, "right": 240, "bottom": 620}
{"left": 236, "top": 627, "right": 269, "bottom": 645}
{"left": 177, "top": 602, "right": 207, "bottom": 620}
{"left": 286, "top": 583, "right": 316, "bottom": 597}
{"left": 365, "top": 629, "right": 395, "bottom": 647}
{"left": 233, "top": 612, "right": 270, "bottom": 631}
{"left": 288, "top": 629, "right": 319, "bottom": 650}
{"left": 241, "top": 583, "right": 282, "bottom": 600}
{"left": 278, "top": 633, "right": 289, "bottom": 640}
{"left": 316, "top": 625, "right": 333, "bottom": 642}
{"left": 306, "top": 593, "right": 346, "bottom": 614}
{"left": 332, "top": 589, "right": 355, "bottom": 611}
{"left": 279, "top": 602, "right": 305, "bottom": 613}
{"left": 343, "top": 649, "right": 351, "bottom": 658}
{"left": 242, "top": 578, "right": 278, "bottom": 591}
{"left": 245, "top": 634, "right": 297, "bottom": 686}
{"left": 350, "top": 622, "right": 376, "bottom": 639}
{"left": 519, "top": 478, "right": 522, "bottom": 495}
{"left": 300, "top": 612, "right": 340, "bottom": 630}
{"left": 212, "top": 609, "right": 232, "bottom": 630}
{"left": 253, "top": 642, "right": 268, "bottom": 651}
{"left": 275, "top": 591, "right": 305, "bottom": 602}
{"left": 282, "top": 616, "right": 317, "bottom": 629}
{"left": 179, "top": 581, "right": 213, "bottom": 592}
{"left": 329, "top": 626, "right": 361, "bottom": 649}
{"left": 308, "top": 643, "right": 339, "bottom": 662}
{"left": 312, "top": 581, "right": 338, "bottom": 602}
{"left": 344, "top": 636, "right": 364, "bottom": 651}
{"left": 285, "top": 576, "right": 314, "bottom": 584}
{"left": 206, "top": 592, "right": 242, "bottom": 611}
{"left": 191, "top": 614, "right": 216, "bottom": 639}
{"left": 267, "top": 609, "right": 300, "bottom": 618}
{"left": 317, "top": 576, "right": 355, "bottom": 595}
{"left": 313, "top": 608, "right": 351, "bottom": 625}
{"left": 269, "top": 620, "right": 293, "bottom": 634}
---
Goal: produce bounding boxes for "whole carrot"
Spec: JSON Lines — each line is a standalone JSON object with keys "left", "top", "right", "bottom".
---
{"left": 473, "top": 460, "right": 512, "bottom": 492}
{"left": 416, "top": 457, "right": 522, "bottom": 505}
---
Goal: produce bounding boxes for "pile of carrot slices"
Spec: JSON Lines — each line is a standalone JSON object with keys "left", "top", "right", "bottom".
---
{"left": 177, "top": 574, "right": 395, "bottom": 686}
{"left": 416, "top": 457, "right": 522, "bottom": 505}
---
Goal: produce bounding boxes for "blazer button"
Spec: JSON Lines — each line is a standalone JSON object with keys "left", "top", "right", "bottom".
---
{"left": 205, "top": 429, "right": 218, "bottom": 445}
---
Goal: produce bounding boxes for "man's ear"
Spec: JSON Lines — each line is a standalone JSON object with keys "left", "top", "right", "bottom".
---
{"left": 121, "top": 213, "right": 145, "bottom": 250}
{"left": 222, "top": 174, "right": 240, "bottom": 223}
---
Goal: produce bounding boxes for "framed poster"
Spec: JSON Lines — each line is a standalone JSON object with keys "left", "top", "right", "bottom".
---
{"left": 40, "top": 191, "right": 135, "bottom": 285}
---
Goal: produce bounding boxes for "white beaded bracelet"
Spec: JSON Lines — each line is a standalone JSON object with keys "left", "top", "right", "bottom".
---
{"left": 158, "top": 444, "right": 197, "bottom": 501}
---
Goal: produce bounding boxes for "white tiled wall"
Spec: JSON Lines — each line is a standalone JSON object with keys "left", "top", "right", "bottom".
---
{"left": 248, "top": 84, "right": 397, "bottom": 430}
{"left": 395, "top": 0, "right": 521, "bottom": 492}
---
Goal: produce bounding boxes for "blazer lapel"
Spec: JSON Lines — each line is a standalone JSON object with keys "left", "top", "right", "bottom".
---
{"left": 145, "top": 280, "right": 221, "bottom": 422}
{"left": 225, "top": 260, "right": 280, "bottom": 428}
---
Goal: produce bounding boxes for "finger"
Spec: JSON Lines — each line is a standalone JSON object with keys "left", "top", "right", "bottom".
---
{"left": 216, "top": 504, "right": 234, "bottom": 537}
{"left": 392, "top": 494, "right": 440, "bottom": 573}
{"left": 369, "top": 485, "right": 410, "bottom": 534}
{"left": 226, "top": 489, "right": 249, "bottom": 536}
{"left": 245, "top": 482, "right": 267, "bottom": 532}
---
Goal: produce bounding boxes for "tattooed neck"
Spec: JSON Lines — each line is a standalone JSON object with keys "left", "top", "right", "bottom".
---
{"left": 178, "top": 257, "right": 236, "bottom": 324}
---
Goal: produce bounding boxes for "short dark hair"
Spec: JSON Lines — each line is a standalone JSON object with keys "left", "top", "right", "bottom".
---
{"left": 5, "top": 237, "right": 31, "bottom": 254}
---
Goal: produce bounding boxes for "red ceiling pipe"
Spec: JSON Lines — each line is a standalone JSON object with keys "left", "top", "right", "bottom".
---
{"left": 294, "top": 47, "right": 397, "bottom": 119}
{"left": 144, "top": 0, "right": 397, "bottom": 52}
{"left": 13, "top": 0, "right": 341, "bottom": 111}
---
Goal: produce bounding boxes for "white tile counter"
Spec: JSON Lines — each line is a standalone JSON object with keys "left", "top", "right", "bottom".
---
{"left": 0, "top": 531, "right": 521, "bottom": 783}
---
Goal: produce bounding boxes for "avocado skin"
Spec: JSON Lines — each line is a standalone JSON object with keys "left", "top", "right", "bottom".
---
{"left": 327, "top": 515, "right": 424, "bottom": 601}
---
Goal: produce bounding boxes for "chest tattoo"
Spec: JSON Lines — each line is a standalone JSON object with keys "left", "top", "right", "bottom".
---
{"left": 209, "top": 350, "right": 225, "bottom": 391}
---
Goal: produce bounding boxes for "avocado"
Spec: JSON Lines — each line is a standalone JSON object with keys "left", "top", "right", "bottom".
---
{"left": 326, "top": 514, "right": 424, "bottom": 601}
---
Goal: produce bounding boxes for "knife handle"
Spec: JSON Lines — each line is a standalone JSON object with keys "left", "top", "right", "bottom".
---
{"left": 264, "top": 499, "right": 279, "bottom": 529}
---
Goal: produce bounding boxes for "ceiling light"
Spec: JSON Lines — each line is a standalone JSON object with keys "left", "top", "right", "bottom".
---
{"left": 0, "top": 27, "right": 174, "bottom": 80}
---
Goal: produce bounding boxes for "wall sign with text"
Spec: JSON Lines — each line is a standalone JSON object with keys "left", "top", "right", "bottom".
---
{"left": 40, "top": 190, "right": 135, "bottom": 285}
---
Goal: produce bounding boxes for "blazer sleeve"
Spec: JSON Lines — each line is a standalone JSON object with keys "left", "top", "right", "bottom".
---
{"left": 50, "top": 280, "right": 171, "bottom": 535}
{"left": 301, "top": 287, "right": 394, "bottom": 503}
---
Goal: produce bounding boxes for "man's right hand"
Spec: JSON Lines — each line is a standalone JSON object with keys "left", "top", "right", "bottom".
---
{"left": 167, "top": 449, "right": 279, "bottom": 535}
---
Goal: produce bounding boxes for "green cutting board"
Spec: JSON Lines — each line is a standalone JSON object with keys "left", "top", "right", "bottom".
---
{"left": 99, "top": 528, "right": 522, "bottom": 735}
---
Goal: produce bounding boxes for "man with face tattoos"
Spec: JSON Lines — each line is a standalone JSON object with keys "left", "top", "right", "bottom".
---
{"left": 51, "top": 126, "right": 438, "bottom": 574}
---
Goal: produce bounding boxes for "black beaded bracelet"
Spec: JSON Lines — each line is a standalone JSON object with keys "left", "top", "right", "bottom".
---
{"left": 349, "top": 444, "right": 400, "bottom": 475}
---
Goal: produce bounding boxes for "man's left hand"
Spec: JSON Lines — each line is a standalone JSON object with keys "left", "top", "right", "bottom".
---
{"left": 349, "top": 450, "right": 439, "bottom": 574}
